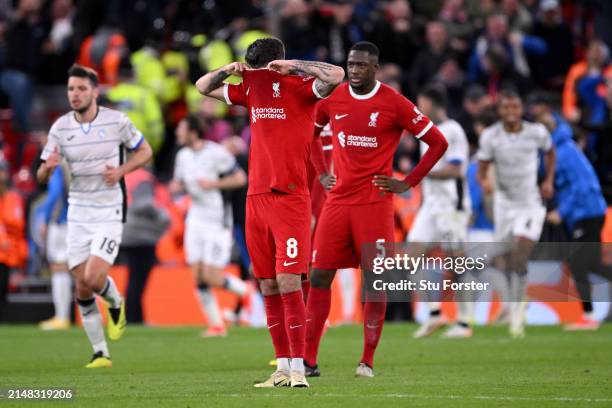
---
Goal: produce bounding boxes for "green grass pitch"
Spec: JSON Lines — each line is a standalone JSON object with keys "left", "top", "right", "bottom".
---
{"left": 1, "top": 324, "right": 611, "bottom": 407}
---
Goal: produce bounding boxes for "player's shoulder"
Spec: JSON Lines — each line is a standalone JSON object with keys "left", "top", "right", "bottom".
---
{"left": 49, "top": 112, "right": 74, "bottom": 134}
{"left": 442, "top": 119, "right": 467, "bottom": 137}
{"left": 175, "top": 146, "right": 191, "bottom": 160}
{"left": 523, "top": 120, "right": 548, "bottom": 135}
{"left": 206, "top": 140, "right": 230, "bottom": 155}
{"left": 481, "top": 122, "right": 503, "bottom": 139}
{"left": 97, "top": 106, "right": 128, "bottom": 124}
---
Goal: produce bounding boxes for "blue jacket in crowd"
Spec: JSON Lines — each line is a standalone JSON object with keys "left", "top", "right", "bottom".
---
{"left": 467, "top": 160, "right": 494, "bottom": 231}
{"left": 551, "top": 113, "right": 607, "bottom": 231}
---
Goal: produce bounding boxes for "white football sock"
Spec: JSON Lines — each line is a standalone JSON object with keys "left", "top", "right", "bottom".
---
{"left": 290, "top": 357, "right": 304, "bottom": 373}
{"left": 77, "top": 297, "right": 109, "bottom": 357}
{"left": 98, "top": 277, "right": 122, "bottom": 309}
{"left": 277, "top": 357, "right": 290, "bottom": 372}
{"left": 223, "top": 275, "right": 247, "bottom": 297}
{"left": 52, "top": 271, "right": 71, "bottom": 320}
{"left": 198, "top": 288, "right": 223, "bottom": 327}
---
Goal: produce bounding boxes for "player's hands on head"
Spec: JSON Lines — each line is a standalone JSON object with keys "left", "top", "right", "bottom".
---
{"left": 540, "top": 180, "right": 554, "bottom": 200}
{"left": 267, "top": 60, "right": 295, "bottom": 75}
{"left": 372, "top": 175, "right": 410, "bottom": 194}
{"left": 103, "top": 165, "right": 124, "bottom": 186}
{"left": 224, "top": 62, "right": 248, "bottom": 77}
{"left": 45, "top": 146, "right": 61, "bottom": 170}
{"left": 319, "top": 173, "right": 337, "bottom": 191}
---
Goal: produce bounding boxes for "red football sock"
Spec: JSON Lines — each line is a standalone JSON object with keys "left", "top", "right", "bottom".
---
{"left": 281, "top": 290, "right": 306, "bottom": 359}
{"left": 304, "top": 287, "right": 331, "bottom": 366}
{"left": 301, "top": 279, "right": 310, "bottom": 304}
{"left": 263, "top": 294, "right": 290, "bottom": 358}
{"left": 361, "top": 298, "right": 386, "bottom": 368}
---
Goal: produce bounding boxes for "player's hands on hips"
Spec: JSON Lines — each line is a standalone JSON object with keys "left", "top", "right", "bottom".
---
{"left": 103, "top": 165, "right": 124, "bottom": 186}
{"left": 224, "top": 62, "right": 248, "bottom": 77}
{"left": 319, "top": 173, "right": 337, "bottom": 191}
{"left": 45, "top": 147, "right": 61, "bottom": 170}
{"left": 546, "top": 209, "right": 562, "bottom": 225}
{"left": 267, "top": 60, "right": 295, "bottom": 75}
{"left": 540, "top": 180, "right": 554, "bottom": 200}
{"left": 372, "top": 175, "right": 410, "bottom": 194}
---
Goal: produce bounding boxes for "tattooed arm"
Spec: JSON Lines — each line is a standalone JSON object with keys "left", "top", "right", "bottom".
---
{"left": 195, "top": 62, "right": 247, "bottom": 102}
{"left": 267, "top": 59, "right": 345, "bottom": 97}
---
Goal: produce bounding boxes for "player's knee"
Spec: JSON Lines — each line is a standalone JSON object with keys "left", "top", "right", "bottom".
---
{"left": 258, "top": 278, "right": 279, "bottom": 296}
{"left": 310, "top": 269, "right": 335, "bottom": 289}
{"left": 276, "top": 273, "right": 302, "bottom": 294}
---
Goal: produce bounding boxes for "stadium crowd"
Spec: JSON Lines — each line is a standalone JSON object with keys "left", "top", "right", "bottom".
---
{"left": 0, "top": 0, "right": 611, "bottom": 324}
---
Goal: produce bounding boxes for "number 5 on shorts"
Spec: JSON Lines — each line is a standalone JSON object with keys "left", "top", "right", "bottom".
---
{"left": 286, "top": 238, "right": 298, "bottom": 259}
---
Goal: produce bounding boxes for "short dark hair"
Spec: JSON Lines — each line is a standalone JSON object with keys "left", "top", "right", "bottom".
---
{"left": 68, "top": 64, "right": 99, "bottom": 87}
{"left": 419, "top": 84, "right": 448, "bottom": 108}
{"left": 350, "top": 41, "right": 380, "bottom": 58}
{"left": 245, "top": 38, "right": 285, "bottom": 68}
{"left": 475, "top": 107, "right": 499, "bottom": 128}
{"left": 182, "top": 114, "right": 205, "bottom": 138}
{"left": 499, "top": 87, "right": 521, "bottom": 102}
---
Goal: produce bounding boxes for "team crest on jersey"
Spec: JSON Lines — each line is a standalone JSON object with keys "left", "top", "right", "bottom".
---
{"left": 272, "top": 82, "right": 281, "bottom": 98}
{"left": 368, "top": 112, "right": 379, "bottom": 127}
{"left": 412, "top": 106, "right": 424, "bottom": 124}
{"left": 338, "top": 131, "right": 346, "bottom": 147}
{"left": 98, "top": 129, "right": 106, "bottom": 139}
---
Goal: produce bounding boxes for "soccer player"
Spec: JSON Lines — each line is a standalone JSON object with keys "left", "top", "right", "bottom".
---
{"left": 171, "top": 114, "right": 248, "bottom": 338}
{"left": 36, "top": 65, "right": 153, "bottom": 367}
{"left": 477, "top": 89, "right": 555, "bottom": 338}
{"left": 195, "top": 38, "right": 344, "bottom": 387}
{"left": 38, "top": 161, "right": 71, "bottom": 330}
{"left": 305, "top": 42, "right": 448, "bottom": 378}
{"left": 408, "top": 85, "right": 472, "bottom": 339}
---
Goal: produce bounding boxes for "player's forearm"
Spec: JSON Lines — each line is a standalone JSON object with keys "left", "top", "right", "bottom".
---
{"left": 195, "top": 67, "right": 231, "bottom": 95}
{"left": 36, "top": 163, "right": 53, "bottom": 184}
{"left": 310, "top": 135, "right": 329, "bottom": 176}
{"left": 476, "top": 161, "right": 490, "bottom": 189}
{"left": 544, "top": 148, "right": 556, "bottom": 184}
{"left": 121, "top": 141, "right": 153, "bottom": 175}
{"left": 290, "top": 60, "right": 345, "bottom": 97}
{"left": 427, "top": 163, "right": 462, "bottom": 180}
{"left": 404, "top": 126, "right": 448, "bottom": 187}
{"left": 216, "top": 169, "right": 247, "bottom": 190}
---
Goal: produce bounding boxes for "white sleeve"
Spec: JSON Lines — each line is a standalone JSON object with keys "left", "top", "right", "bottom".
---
{"left": 446, "top": 124, "right": 469, "bottom": 164}
{"left": 118, "top": 114, "right": 145, "bottom": 150}
{"left": 216, "top": 145, "right": 237, "bottom": 175}
{"left": 476, "top": 128, "right": 494, "bottom": 161}
{"left": 41, "top": 122, "right": 63, "bottom": 160}
{"left": 173, "top": 150, "right": 185, "bottom": 183}
{"left": 536, "top": 123, "right": 552, "bottom": 151}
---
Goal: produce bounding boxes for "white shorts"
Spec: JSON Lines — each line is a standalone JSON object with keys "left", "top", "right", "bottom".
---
{"left": 408, "top": 207, "right": 470, "bottom": 248}
{"left": 46, "top": 223, "right": 68, "bottom": 264}
{"left": 184, "top": 223, "right": 232, "bottom": 268}
{"left": 494, "top": 204, "right": 546, "bottom": 243}
{"left": 67, "top": 221, "right": 123, "bottom": 270}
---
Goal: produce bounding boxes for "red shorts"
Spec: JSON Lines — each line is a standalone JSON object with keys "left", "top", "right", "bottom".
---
{"left": 246, "top": 193, "right": 312, "bottom": 279}
{"left": 312, "top": 201, "right": 394, "bottom": 270}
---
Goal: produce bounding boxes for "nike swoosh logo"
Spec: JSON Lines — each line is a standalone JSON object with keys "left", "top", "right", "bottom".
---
{"left": 366, "top": 324, "right": 379, "bottom": 329}
{"left": 289, "top": 324, "right": 303, "bottom": 329}
{"left": 246, "top": 87, "right": 250, "bottom": 95}
{"left": 67, "top": 135, "right": 75, "bottom": 141}
{"left": 267, "top": 323, "right": 280, "bottom": 329}
{"left": 283, "top": 261, "right": 298, "bottom": 267}
{"left": 335, "top": 114, "right": 349, "bottom": 120}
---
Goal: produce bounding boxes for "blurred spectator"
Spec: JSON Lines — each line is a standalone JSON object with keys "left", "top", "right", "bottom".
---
{"left": 376, "top": 63, "right": 402, "bottom": 91}
{"left": 409, "top": 21, "right": 455, "bottom": 96}
{"left": 437, "top": 0, "right": 473, "bottom": 63}
{"left": 0, "top": 159, "right": 27, "bottom": 322}
{"left": 562, "top": 39, "right": 612, "bottom": 123}
{"left": 280, "top": 0, "right": 319, "bottom": 60}
{"left": 369, "top": 0, "right": 421, "bottom": 71}
{"left": 0, "top": 0, "right": 46, "bottom": 133}
{"left": 529, "top": 93, "right": 612, "bottom": 327}
{"left": 314, "top": 0, "right": 364, "bottom": 66}
{"left": 530, "top": 0, "right": 574, "bottom": 90}
{"left": 107, "top": 57, "right": 164, "bottom": 155}
{"left": 38, "top": 0, "right": 75, "bottom": 84}
{"left": 121, "top": 167, "right": 170, "bottom": 324}
{"left": 456, "top": 84, "right": 492, "bottom": 146}
{"left": 467, "top": 13, "right": 548, "bottom": 91}
{"left": 501, "top": 0, "right": 533, "bottom": 33}
{"left": 589, "top": 0, "right": 612, "bottom": 50}
{"left": 76, "top": 24, "right": 127, "bottom": 85}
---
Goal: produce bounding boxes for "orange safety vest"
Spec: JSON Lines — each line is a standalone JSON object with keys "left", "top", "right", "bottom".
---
{"left": 0, "top": 190, "right": 27, "bottom": 268}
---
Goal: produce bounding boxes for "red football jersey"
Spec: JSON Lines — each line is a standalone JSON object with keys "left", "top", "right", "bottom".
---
{"left": 315, "top": 81, "right": 433, "bottom": 205}
{"left": 224, "top": 69, "right": 324, "bottom": 196}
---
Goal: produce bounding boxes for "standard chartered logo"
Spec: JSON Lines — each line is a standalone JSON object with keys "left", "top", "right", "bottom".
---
{"left": 251, "top": 107, "right": 287, "bottom": 123}
{"left": 337, "top": 131, "right": 377, "bottom": 148}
